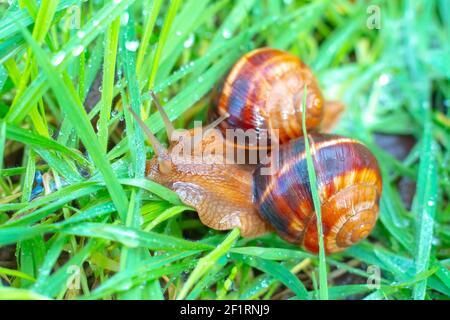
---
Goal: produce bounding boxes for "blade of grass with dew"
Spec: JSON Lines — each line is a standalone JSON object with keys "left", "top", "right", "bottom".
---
{"left": 18, "top": 234, "right": 45, "bottom": 288}
{"left": 144, "top": 205, "right": 193, "bottom": 231}
{"left": 233, "top": 246, "right": 380, "bottom": 280}
{"left": 0, "top": 224, "right": 57, "bottom": 247}
{"left": 0, "top": 0, "right": 78, "bottom": 40}
{"left": 17, "top": 24, "right": 129, "bottom": 221}
{"left": 313, "top": 13, "right": 365, "bottom": 72}
{"left": 136, "top": 0, "right": 163, "bottom": 73}
{"left": 153, "top": 0, "right": 210, "bottom": 81}
{"left": 307, "top": 284, "right": 373, "bottom": 300}
{"left": 81, "top": 35, "right": 105, "bottom": 102}
{"left": 9, "top": 0, "right": 58, "bottom": 138}
{"left": 34, "top": 149, "right": 82, "bottom": 183}
{"left": 118, "top": 8, "right": 150, "bottom": 299}
{"left": 0, "top": 202, "right": 116, "bottom": 246}
{"left": 145, "top": 0, "right": 181, "bottom": 97}
{"left": 348, "top": 244, "right": 450, "bottom": 297}
{"left": 0, "top": 165, "right": 48, "bottom": 178}
{"left": 412, "top": 115, "right": 438, "bottom": 299}
{"left": 272, "top": 1, "right": 326, "bottom": 50}
{"left": 0, "top": 121, "right": 6, "bottom": 189}
{"left": 60, "top": 222, "right": 213, "bottom": 252}
{"left": 5, "top": 0, "right": 135, "bottom": 124}
{"left": 0, "top": 267, "right": 36, "bottom": 283}
{"left": 232, "top": 254, "right": 308, "bottom": 300}
{"left": 301, "top": 85, "right": 328, "bottom": 299}
{"left": 177, "top": 228, "right": 240, "bottom": 300}
{"left": 98, "top": 17, "right": 121, "bottom": 152}
{"left": 88, "top": 261, "right": 191, "bottom": 299}
{"left": 3, "top": 182, "right": 104, "bottom": 227}
{"left": 0, "top": 287, "right": 50, "bottom": 300}
{"left": 36, "top": 239, "right": 103, "bottom": 298}
{"left": 20, "top": 148, "right": 35, "bottom": 203}
{"left": 118, "top": 178, "right": 181, "bottom": 204}
{"left": 186, "top": 265, "right": 231, "bottom": 300}
{"left": 32, "top": 235, "right": 69, "bottom": 292}
{"left": 5, "top": 123, "right": 89, "bottom": 167}
{"left": 88, "top": 250, "right": 199, "bottom": 299}
{"left": 239, "top": 274, "right": 276, "bottom": 300}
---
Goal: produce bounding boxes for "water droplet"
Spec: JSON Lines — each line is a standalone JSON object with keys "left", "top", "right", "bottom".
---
{"left": 125, "top": 40, "right": 140, "bottom": 52}
{"left": 183, "top": 33, "right": 195, "bottom": 48}
{"left": 378, "top": 73, "right": 390, "bottom": 86}
{"left": 72, "top": 45, "right": 84, "bottom": 57}
{"left": 113, "top": 0, "right": 122, "bottom": 4}
{"left": 77, "top": 30, "right": 86, "bottom": 39}
{"left": 93, "top": 19, "right": 100, "bottom": 27}
{"left": 51, "top": 52, "right": 66, "bottom": 66}
{"left": 427, "top": 200, "right": 435, "bottom": 207}
{"left": 121, "top": 12, "right": 129, "bottom": 25}
{"left": 176, "top": 30, "right": 182, "bottom": 36}
{"left": 197, "top": 76, "right": 204, "bottom": 83}
{"left": 222, "top": 29, "right": 232, "bottom": 39}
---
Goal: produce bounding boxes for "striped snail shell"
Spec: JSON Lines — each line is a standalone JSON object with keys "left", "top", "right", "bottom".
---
{"left": 212, "top": 47, "right": 324, "bottom": 145}
{"left": 252, "top": 134, "right": 382, "bottom": 253}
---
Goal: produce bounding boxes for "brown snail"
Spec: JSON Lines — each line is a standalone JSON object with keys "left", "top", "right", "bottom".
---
{"left": 253, "top": 134, "right": 382, "bottom": 253}
{"left": 210, "top": 47, "right": 325, "bottom": 146}
{"left": 129, "top": 89, "right": 382, "bottom": 253}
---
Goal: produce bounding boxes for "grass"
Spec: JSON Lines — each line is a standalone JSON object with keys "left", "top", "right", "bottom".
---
{"left": 0, "top": 0, "right": 449, "bottom": 300}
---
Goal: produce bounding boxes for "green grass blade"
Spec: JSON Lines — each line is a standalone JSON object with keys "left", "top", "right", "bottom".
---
{"left": 301, "top": 85, "right": 328, "bottom": 300}
{"left": 177, "top": 228, "right": 240, "bottom": 300}
{"left": 17, "top": 23, "right": 129, "bottom": 221}
{"left": 412, "top": 116, "right": 438, "bottom": 299}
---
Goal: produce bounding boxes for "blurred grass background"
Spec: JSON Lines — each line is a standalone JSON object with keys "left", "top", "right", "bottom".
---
{"left": 0, "top": 0, "right": 449, "bottom": 300}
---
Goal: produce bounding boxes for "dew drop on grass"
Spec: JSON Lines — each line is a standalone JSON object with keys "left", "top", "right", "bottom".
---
{"left": 77, "top": 30, "right": 86, "bottom": 39}
{"left": 176, "top": 30, "right": 182, "bottom": 36}
{"left": 51, "top": 51, "right": 66, "bottom": 66}
{"left": 125, "top": 40, "right": 140, "bottom": 52}
{"left": 121, "top": 12, "right": 129, "bottom": 25}
{"left": 197, "top": 76, "right": 204, "bottom": 83}
{"left": 93, "top": 19, "right": 100, "bottom": 27}
{"left": 117, "top": 280, "right": 133, "bottom": 291}
{"left": 378, "top": 73, "right": 390, "bottom": 86}
{"left": 72, "top": 45, "right": 84, "bottom": 57}
{"left": 183, "top": 33, "right": 195, "bottom": 48}
{"left": 114, "top": 229, "right": 140, "bottom": 248}
{"left": 222, "top": 29, "right": 232, "bottom": 39}
{"left": 113, "top": 0, "right": 122, "bottom": 4}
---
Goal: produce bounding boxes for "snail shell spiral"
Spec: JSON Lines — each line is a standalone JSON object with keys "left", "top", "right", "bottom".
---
{"left": 212, "top": 47, "right": 324, "bottom": 145}
{"left": 252, "top": 134, "right": 382, "bottom": 253}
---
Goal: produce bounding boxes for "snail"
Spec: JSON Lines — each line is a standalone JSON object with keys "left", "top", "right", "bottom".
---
{"left": 253, "top": 134, "right": 382, "bottom": 253}
{"left": 210, "top": 47, "right": 325, "bottom": 147}
{"left": 128, "top": 90, "right": 382, "bottom": 253}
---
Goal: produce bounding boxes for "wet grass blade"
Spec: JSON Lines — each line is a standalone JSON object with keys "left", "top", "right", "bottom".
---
{"left": 301, "top": 85, "right": 328, "bottom": 300}
{"left": 412, "top": 115, "right": 438, "bottom": 299}
{"left": 18, "top": 23, "right": 129, "bottom": 220}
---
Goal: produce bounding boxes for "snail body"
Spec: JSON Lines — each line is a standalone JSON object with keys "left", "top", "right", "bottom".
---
{"left": 142, "top": 128, "right": 381, "bottom": 253}
{"left": 129, "top": 48, "right": 382, "bottom": 254}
